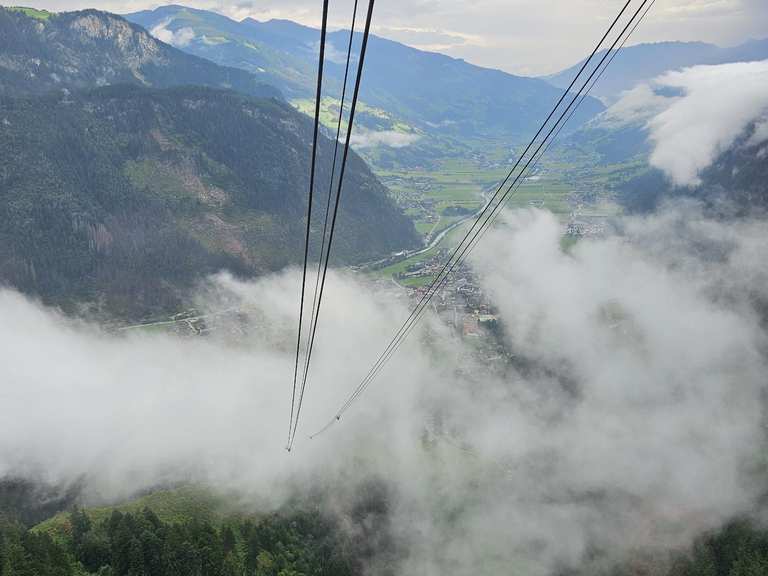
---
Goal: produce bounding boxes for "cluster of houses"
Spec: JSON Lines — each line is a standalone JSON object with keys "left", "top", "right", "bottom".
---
{"left": 404, "top": 261, "right": 499, "bottom": 339}
{"left": 565, "top": 217, "right": 607, "bottom": 237}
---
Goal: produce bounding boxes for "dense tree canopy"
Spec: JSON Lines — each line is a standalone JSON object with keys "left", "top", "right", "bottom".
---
{"left": 0, "top": 506, "right": 358, "bottom": 576}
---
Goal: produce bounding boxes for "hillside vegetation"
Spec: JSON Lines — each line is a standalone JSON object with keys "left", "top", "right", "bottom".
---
{"left": 0, "top": 8, "right": 420, "bottom": 320}
{"left": 1, "top": 506, "right": 359, "bottom": 576}
{"left": 0, "top": 84, "right": 420, "bottom": 319}
{"left": 0, "top": 483, "right": 396, "bottom": 576}
{"left": 2, "top": 493, "right": 768, "bottom": 576}
{"left": 0, "top": 7, "right": 280, "bottom": 99}
{"left": 33, "top": 488, "right": 227, "bottom": 539}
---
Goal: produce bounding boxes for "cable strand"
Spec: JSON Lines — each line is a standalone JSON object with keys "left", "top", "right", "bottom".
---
{"left": 318, "top": 0, "right": 636, "bottom": 422}
{"left": 301, "top": 0, "right": 360, "bottom": 410}
{"left": 287, "top": 0, "right": 329, "bottom": 450}
{"left": 289, "top": 0, "right": 377, "bottom": 450}
{"left": 312, "top": 0, "right": 655, "bottom": 434}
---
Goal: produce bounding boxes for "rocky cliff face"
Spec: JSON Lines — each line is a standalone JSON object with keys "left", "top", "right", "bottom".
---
{"left": 0, "top": 8, "right": 280, "bottom": 99}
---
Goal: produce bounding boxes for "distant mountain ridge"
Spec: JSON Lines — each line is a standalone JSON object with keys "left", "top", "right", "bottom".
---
{"left": 0, "top": 6, "right": 280, "bottom": 99}
{"left": 546, "top": 39, "right": 768, "bottom": 102}
{"left": 127, "top": 4, "right": 316, "bottom": 98}
{"left": 125, "top": 5, "right": 605, "bottom": 142}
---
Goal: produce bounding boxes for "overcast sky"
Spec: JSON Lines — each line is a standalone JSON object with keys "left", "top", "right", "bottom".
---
{"left": 23, "top": 0, "right": 768, "bottom": 75}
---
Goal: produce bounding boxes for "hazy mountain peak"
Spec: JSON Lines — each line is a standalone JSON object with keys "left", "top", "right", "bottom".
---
{"left": 127, "top": 4, "right": 605, "bottom": 138}
{"left": 0, "top": 6, "right": 281, "bottom": 99}
{"left": 546, "top": 38, "right": 768, "bottom": 102}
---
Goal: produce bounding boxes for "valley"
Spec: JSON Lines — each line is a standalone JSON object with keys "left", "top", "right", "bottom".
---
{"left": 364, "top": 146, "right": 621, "bottom": 288}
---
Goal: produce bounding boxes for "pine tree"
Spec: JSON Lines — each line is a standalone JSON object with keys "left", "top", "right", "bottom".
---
{"left": 222, "top": 526, "right": 236, "bottom": 554}
{"left": 69, "top": 508, "right": 92, "bottom": 550}
{"left": 729, "top": 551, "right": 767, "bottom": 576}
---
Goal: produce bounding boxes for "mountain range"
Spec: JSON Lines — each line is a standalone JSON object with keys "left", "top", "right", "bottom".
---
{"left": 125, "top": 5, "right": 605, "bottom": 144}
{"left": 0, "top": 7, "right": 420, "bottom": 319}
{"left": 0, "top": 6, "right": 280, "bottom": 99}
{"left": 546, "top": 38, "right": 768, "bottom": 102}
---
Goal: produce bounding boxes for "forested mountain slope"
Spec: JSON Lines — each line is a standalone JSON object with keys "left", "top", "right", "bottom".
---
{"left": 0, "top": 8, "right": 419, "bottom": 319}
{"left": 0, "top": 86, "right": 420, "bottom": 319}
{"left": 1, "top": 507, "right": 362, "bottom": 576}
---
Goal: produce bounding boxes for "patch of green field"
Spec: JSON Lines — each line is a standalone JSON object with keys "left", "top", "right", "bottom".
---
{"left": 430, "top": 214, "right": 466, "bottom": 237}
{"left": 504, "top": 179, "right": 573, "bottom": 214}
{"left": 34, "top": 486, "right": 228, "bottom": 542}
{"left": 372, "top": 138, "right": 625, "bottom": 286}
{"left": 400, "top": 275, "right": 434, "bottom": 288}
{"left": 291, "top": 98, "right": 416, "bottom": 135}
{"left": 8, "top": 6, "right": 52, "bottom": 19}
{"left": 376, "top": 227, "right": 461, "bottom": 274}
{"left": 377, "top": 155, "right": 505, "bottom": 245}
{"left": 202, "top": 35, "right": 230, "bottom": 45}
{"left": 120, "top": 319, "right": 183, "bottom": 334}
{"left": 375, "top": 245, "right": 439, "bottom": 279}
{"left": 124, "top": 160, "right": 196, "bottom": 202}
{"left": 371, "top": 218, "right": 474, "bottom": 287}
{"left": 415, "top": 221, "right": 435, "bottom": 235}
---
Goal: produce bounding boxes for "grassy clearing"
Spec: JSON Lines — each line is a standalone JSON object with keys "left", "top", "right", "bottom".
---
{"left": 415, "top": 221, "right": 435, "bottom": 235}
{"left": 291, "top": 98, "right": 415, "bottom": 134}
{"left": 372, "top": 218, "right": 473, "bottom": 287}
{"left": 399, "top": 275, "right": 434, "bottom": 288}
{"left": 504, "top": 179, "right": 573, "bottom": 214}
{"left": 372, "top": 137, "right": 624, "bottom": 286}
{"left": 34, "top": 486, "right": 228, "bottom": 542}
{"left": 377, "top": 156, "right": 508, "bottom": 247}
{"left": 9, "top": 6, "right": 53, "bottom": 19}
{"left": 375, "top": 244, "right": 440, "bottom": 279}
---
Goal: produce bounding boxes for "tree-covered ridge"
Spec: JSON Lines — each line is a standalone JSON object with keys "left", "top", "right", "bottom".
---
{"left": 0, "top": 85, "right": 420, "bottom": 319}
{"left": 608, "top": 519, "right": 768, "bottom": 576}
{"left": 0, "top": 506, "right": 358, "bottom": 576}
{"left": 669, "top": 519, "right": 768, "bottom": 576}
{"left": 0, "top": 7, "right": 280, "bottom": 100}
{"left": 3, "top": 506, "right": 768, "bottom": 576}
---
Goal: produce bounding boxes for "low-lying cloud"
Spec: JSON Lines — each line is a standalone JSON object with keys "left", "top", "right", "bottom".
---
{"left": 1, "top": 206, "right": 768, "bottom": 574}
{"left": 605, "top": 60, "right": 768, "bottom": 187}
{"left": 150, "top": 18, "right": 196, "bottom": 47}
{"left": 350, "top": 129, "right": 421, "bottom": 149}
{"left": 599, "top": 83, "right": 674, "bottom": 129}
{"left": 648, "top": 60, "right": 768, "bottom": 187}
